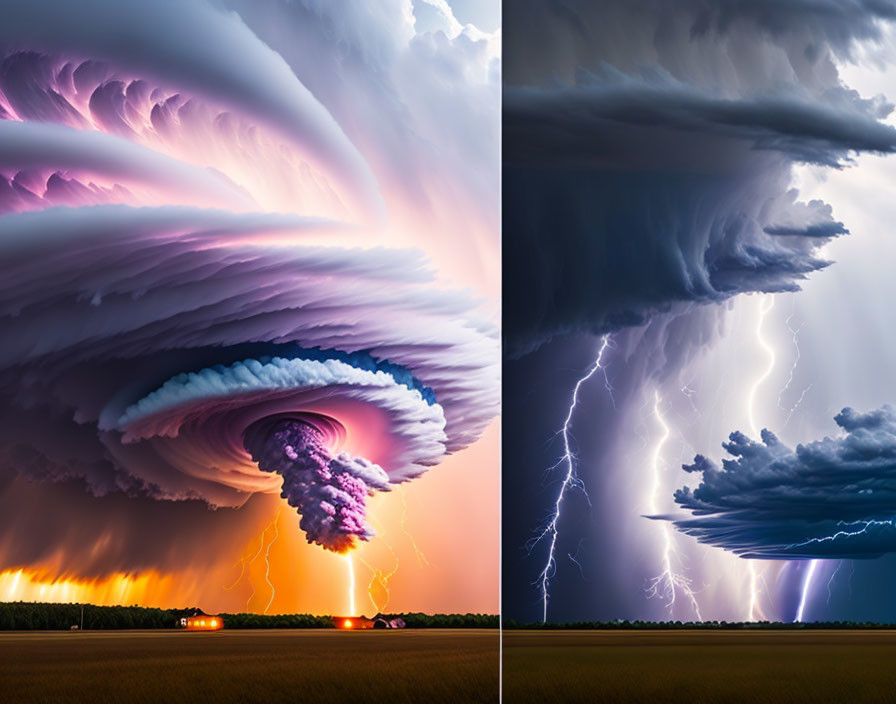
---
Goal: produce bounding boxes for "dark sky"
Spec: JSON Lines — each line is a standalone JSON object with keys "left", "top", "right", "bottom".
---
{"left": 502, "top": 0, "right": 896, "bottom": 623}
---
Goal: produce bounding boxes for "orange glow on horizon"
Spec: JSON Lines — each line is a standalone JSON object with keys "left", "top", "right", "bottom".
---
{"left": 0, "top": 568, "right": 178, "bottom": 607}
{"left": 0, "top": 422, "right": 498, "bottom": 617}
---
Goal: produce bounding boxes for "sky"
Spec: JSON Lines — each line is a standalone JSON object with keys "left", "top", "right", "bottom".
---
{"left": 0, "top": 0, "right": 499, "bottom": 616}
{"left": 504, "top": 0, "right": 896, "bottom": 624}
{"left": 11, "top": 0, "right": 896, "bottom": 628}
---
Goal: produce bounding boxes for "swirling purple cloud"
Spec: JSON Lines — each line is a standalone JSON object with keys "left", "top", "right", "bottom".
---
{"left": 0, "top": 0, "right": 498, "bottom": 559}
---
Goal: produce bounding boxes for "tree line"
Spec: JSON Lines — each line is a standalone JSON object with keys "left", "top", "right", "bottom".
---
{"left": 0, "top": 602, "right": 192, "bottom": 630}
{"left": 397, "top": 612, "right": 498, "bottom": 628}
{"left": 0, "top": 602, "right": 498, "bottom": 630}
{"left": 503, "top": 619, "right": 896, "bottom": 630}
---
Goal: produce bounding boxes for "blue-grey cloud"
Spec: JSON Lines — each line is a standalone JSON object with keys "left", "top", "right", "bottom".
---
{"left": 665, "top": 405, "right": 896, "bottom": 559}
{"left": 506, "top": 76, "right": 896, "bottom": 168}
{"left": 503, "top": 0, "right": 896, "bottom": 356}
{"left": 504, "top": 0, "right": 896, "bottom": 87}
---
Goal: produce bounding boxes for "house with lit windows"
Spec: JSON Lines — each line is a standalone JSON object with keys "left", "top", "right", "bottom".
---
{"left": 179, "top": 610, "right": 223, "bottom": 631}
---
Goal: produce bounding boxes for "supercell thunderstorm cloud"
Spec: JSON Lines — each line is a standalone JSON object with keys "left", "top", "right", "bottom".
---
{"left": 504, "top": 0, "right": 896, "bottom": 356}
{"left": 0, "top": 0, "right": 499, "bottom": 606}
{"left": 504, "top": 0, "right": 896, "bottom": 623}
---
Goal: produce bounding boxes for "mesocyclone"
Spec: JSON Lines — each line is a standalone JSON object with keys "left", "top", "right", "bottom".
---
{"left": 0, "top": 1, "right": 498, "bottom": 560}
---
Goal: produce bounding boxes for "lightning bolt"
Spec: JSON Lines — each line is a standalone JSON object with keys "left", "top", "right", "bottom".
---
{"left": 777, "top": 312, "right": 813, "bottom": 428}
{"left": 787, "top": 519, "right": 895, "bottom": 550}
{"left": 356, "top": 508, "right": 403, "bottom": 614}
{"left": 225, "top": 511, "right": 281, "bottom": 612}
{"left": 399, "top": 488, "right": 432, "bottom": 569}
{"left": 223, "top": 532, "right": 264, "bottom": 592}
{"left": 345, "top": 554, "right": 356, "bottom": 615}
{"left": 743, "top": 294, "right": 777, "bottom": 621}
{"left": 245, "top": 533, "right": 267, "bottom": 610}
{"left": 680, "top": 382, "right": 701, "bottom": 418}
{"left": 245, "top": 517, "right": 275, "bottom": 612}
{"left": 359, "top": 544, "right": 400, "bottom": 614}
{"left": 786, "top": 520, "right": 896, "bottom": 621}
{"left": 644, "top": 391, "right": 703, "bottom": 620}
{"left": 746, "top": 295, "right": 776, "bottom": 440}
{"left": 527, "top": 335, "right": 612, "bottom": 623}
{"left": 795, "top": 560, "right": 819, "bottom": 622}
{"left": 747, "top": 564, "right": 761, "bottom": 622}
{"left": 826, "top": 560, "right": 844, "bottom": 606}
{"left": 262, "top": 510, "right": 280, "bottom": 615}
{"left": 567, "top": 539, "right": 586, "bottom": 581}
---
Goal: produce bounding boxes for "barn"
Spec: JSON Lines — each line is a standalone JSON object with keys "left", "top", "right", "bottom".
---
{"left": 373, "top": 614, "right": 406, "bottom": 629}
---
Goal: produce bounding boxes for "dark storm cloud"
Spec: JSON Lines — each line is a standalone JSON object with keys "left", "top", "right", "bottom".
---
{"left": 504, "top": 0, "right": 896, "bottom": 86}
{"left": 664, "top": 406, "right": 896, "bottom": 559}
{"left": 0, "top": 467, "right": 279, "bottom": 576}
{"left": 503, "top": 146, "right": 844, "bottom": 355}
{"left": 505, "top": 78, "right": 896, "bottom": 168}
{"left": 689, "top": 0, "right": 896, "bottom": 47}
{"left": 503, "top": 0, "right": 896, "bottom": 355}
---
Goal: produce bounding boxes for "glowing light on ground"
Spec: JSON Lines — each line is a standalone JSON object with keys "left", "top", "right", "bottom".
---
{"left": 645, "top": 391, "right": 702, "bottom": 619}
{"left": 528, "top": 335, "right": 611, "bottom": 623}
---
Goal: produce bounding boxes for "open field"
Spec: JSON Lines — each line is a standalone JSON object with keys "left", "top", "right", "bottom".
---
{"left": 0, "top": 628, "right": 498, "bottom": 704}
{"left": 503, "top": 630, "right": 896, "bottom": 703}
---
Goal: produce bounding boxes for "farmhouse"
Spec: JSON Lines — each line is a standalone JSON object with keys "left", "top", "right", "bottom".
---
{"left": 179, "top": 610, "right": 223, "bottom": 631}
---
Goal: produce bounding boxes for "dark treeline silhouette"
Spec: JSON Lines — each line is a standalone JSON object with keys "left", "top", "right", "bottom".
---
{"left": 220, "top": 612, "right": 332, "bottom": 629}
{"left": 0, "top": 602, "right": 192, "bottom": 630}
{"left": 398, "top": 613, "right": 498, "bottom": 629}
{"left": 503, "top": 619, "right": 896, "bottom": 630}
{"left": 215, "top": 612, "right": 497, "bottom": 629}
{"left": 0, "top": 602, "right": 498, "bottom": 630}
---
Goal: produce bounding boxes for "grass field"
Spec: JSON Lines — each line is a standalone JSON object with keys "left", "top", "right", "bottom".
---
{"left": 503, "top": 630, "right": 896, "bottom": 703}
{"left": 0, "top": 629, "right": 498, "bottom": 704}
